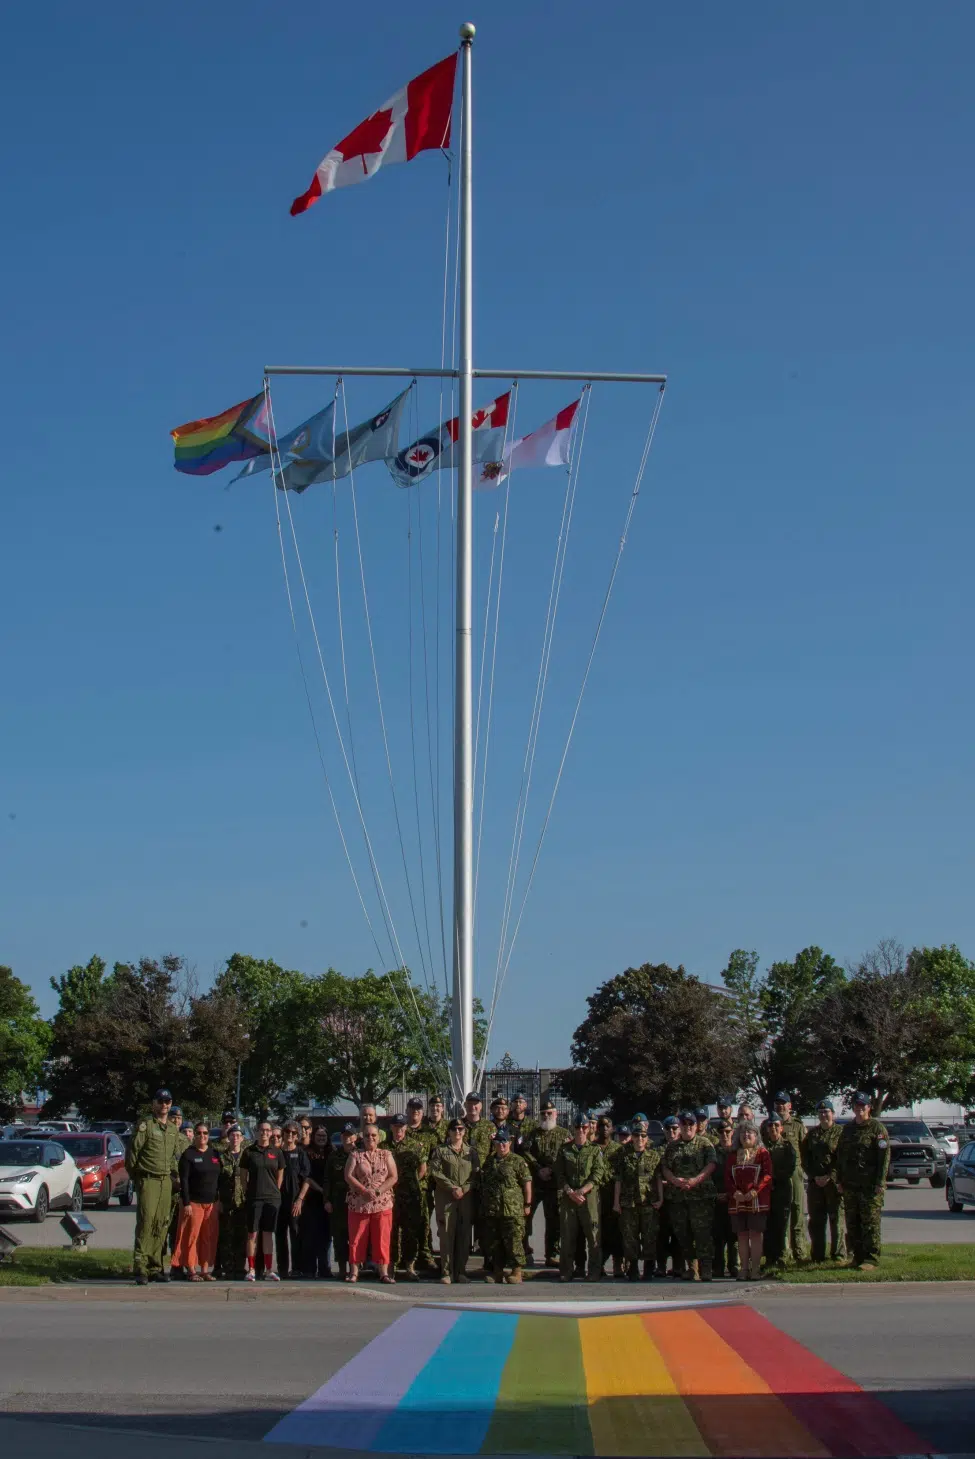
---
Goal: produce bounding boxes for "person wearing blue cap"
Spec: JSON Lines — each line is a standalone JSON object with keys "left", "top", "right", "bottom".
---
{"left": 554, "top": 1114, "right": 605, "bottom": 1281}
{"left": 661, "top": 1112, "right": 717, "bottom": 1281}
{"left": 801, "top": 1100, "right": 844, "bottom": 1261}
{"left": 655, "top": 1115, "right": 684, "bottom": 1277}
{"left": 125, "top": 1089, "right": 180, "bottom": 1285}
{"left": 613, "top": 1120, "right": 663, "bottom": 1280}
{"left": 836, "top": 1094, "right": 889, "bottom": 1270}
{"left": 762, "top": 1092, "right": 808, "bottom": 1262}
{"left": 480, "top": 1129, "right": 532, "bottom": 1282}
{"left": 594, "top": 1115, "right": 623, "bottom": 1277}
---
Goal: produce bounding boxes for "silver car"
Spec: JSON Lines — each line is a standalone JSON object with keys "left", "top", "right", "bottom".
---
{"left": 945, "top": 1141, "right": 975, "bottom": 1213}
{"left": 929, "top": 1124, "right": 960, "bottom": 1161}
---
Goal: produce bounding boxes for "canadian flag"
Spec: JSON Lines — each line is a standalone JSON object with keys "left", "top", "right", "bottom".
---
{"left": 291, "top": 54, "right": 457, "bottom": 215}
{"left": 388, "top": 392, "right": 511, "bottom": 488}
{"left": 479, "top": 398, "right": 582, "bottom": 486}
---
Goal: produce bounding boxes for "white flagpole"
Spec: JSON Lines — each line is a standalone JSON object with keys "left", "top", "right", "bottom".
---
{"left": 451, "top": 22, "right": 476, "bottom": 1111}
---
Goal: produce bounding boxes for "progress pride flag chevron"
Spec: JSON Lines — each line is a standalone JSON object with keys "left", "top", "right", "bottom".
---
{"left": 291, "top": 53, "right": 457, "bottom": 215}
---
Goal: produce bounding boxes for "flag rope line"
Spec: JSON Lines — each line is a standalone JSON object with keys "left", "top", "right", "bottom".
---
{"left": 338, "top": 380, "right": 440, "bottom": 1004}
{"left": 490, "top": 384, "right": 667, "bottom": 1020}
{"left": 266, "top": 381, "right": 449, "bottom": 1085}
{"left": 489, "top": 387, "right": 593, "bottom": 1041}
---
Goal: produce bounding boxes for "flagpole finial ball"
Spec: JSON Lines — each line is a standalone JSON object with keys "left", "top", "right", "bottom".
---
{"left": 459, "top": 22, "right": 476, "bottom": 41}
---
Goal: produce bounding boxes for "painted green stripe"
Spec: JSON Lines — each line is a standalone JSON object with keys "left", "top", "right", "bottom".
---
{"left": 482, "top": 1315, "right": 593, "bottom": 1456}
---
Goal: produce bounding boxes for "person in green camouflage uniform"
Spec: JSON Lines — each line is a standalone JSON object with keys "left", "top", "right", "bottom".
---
{"left": 714, "top": 1096, "right": 735, "bottom": 1138}
{"left": 402, "top": 1097, "right": 437, "bottom": 1268}
{"left": 763, "top": 1114, "right": 796, "bottom": 1267}
{"left": 216, "top": 1124, "right": 249, "bottom": 1279}
{"left": 802, "top": 1099, "right": 844, "bottom": 1261}
{"left": 125, "top": 1089, "right": 181, "bottom": 1284}
{"left": 421, "top": 1095, "right": 448, "bottom": 1257}
{"left": 655, "top": 1116, "right": 684, "bottom": 1277}
{"left": 661, "top": 1111, "right": 717, "bottom": 1281}
{"left": 762, "top": 1093, "right": 807, "bottom": 1261}
{"left": 389, "top": 1114, "right": 428, "bottom": 1278}
{"left": 710, "top": 1120, "right": 739, "bottom": 1277}
{"left": 480, "top": 1129, "right": 532, "bottom": 1283}
{"left": 554, "top": 1114, "right": 604, "bottom": 1281}
{"left": 526, "top": 1097, "right": 570, "bottom": 1265}
{"left": 429, "top": 1118, "right": 479, "bottom": 1283}
{"left": 324, "top": 1124, "right": 358, "bottom": 1276}
{"left": 836, "top": 1093, "right": 889, "bottom": 1269}
{"left": 463, "top": 1091, "right": 495, "bottom": 1256}
{"left": 594, "top": 1115, "right": 623, "bottom": 1276}
{"left": 507, "top": 1091, "right": 536, "bottom": 1157}
{"left": 613, "top": 1124, "right": 662, "bottom": 1280}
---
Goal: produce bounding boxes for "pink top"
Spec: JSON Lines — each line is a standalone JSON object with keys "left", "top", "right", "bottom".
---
{"left": 344, "top": 1147, "right": 397, "bottom": 1213}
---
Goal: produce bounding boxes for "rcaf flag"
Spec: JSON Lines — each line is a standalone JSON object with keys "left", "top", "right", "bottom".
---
{"left": 291, "top": 54, "right": 457, "bottom": 215}
{"left": 388, "top": 393, "right": 511, "bottom": 488}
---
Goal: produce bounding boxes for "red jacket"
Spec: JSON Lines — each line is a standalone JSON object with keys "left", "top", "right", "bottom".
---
{"left": 725, "top": 1147, "right": 773, "bottom": 1212}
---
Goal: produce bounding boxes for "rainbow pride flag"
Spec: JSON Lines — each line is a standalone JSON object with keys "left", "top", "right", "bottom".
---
{"left": 265, "top": 1301, "right": 930, "bottom": 1457}
{"left": 171, "top": 392, "right": 269, "bottom": 476}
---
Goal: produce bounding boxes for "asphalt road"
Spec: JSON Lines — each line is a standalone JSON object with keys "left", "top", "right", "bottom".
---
{"left": 0, "top": 1283, "right": 971, "bottom": 1456}
{"left": 10, "top": 1179, "right": 973, "bottom": 1250}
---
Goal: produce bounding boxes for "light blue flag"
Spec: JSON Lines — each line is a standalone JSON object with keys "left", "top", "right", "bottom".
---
{"left": 232, "top": 400, "right": 337, "bottom": 482}
{"left": 277, "top": 388, "right": 411, "bottom": 493}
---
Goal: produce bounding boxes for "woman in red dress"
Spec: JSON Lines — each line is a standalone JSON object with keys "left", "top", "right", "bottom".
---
{"left": 726, "top": 1120, "right": 772, "bottom": 1280}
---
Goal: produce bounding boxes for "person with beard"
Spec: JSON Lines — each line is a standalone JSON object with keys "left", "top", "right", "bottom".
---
{"left": 299, "top": 1123, "right": 333, "bottom": 1278}
{"left": 276, "top": 1121, "right": 311, "bottom": 1279}
{"left": 508, "top": 1091, "right": 535, "bottom": 1154}
{"left": 525, "top": 1097, "right": 569, "bottom": 1267}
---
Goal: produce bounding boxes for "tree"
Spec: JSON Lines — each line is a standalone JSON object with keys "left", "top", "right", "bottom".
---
{"left": 49, "top": 955, "right": 107, "bottom": 1033}
{"left": 0, "top": 966, "right": 51, "bottom": 1121}
{"left": 212, "top": 954, "right": 312, "bottom": 1115}
{"left": 905, "top": 944, "right": 975, "bottom": 1106}
{"left": 720, "top": 946, "right": 845, "bottom": 1112}
{"left": 554, "top": 963, "right": 748, "bottom": 1116}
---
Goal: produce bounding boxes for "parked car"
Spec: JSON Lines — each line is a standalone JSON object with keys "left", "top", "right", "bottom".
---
{"left": 928, "top": 1124, "right": 960, "bottom": 1161}
{"left": 88, "top": 1120, "right": 133, "bottom": 1137}
{"left": 34, "top": 1120, "right": 83, "bottom": 1134}
{"left": 50, "top": 1131, "right": 133, "bottom": 1208}
{"left": 883, "top": 1119, "right": 948, "bottom": 1188}
{"left": 945, "top": 1141, "right": 975, "bottom": 1213}
{"left": 0, "top": 1139, "right": 84, "bottom": 1222}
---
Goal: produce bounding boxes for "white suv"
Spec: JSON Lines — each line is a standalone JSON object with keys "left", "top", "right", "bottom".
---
{"left": 0, "top": 1138, "right": 84, "bottom": 1222}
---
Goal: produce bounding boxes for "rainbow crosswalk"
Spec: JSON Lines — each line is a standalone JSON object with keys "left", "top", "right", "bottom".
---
{"left": 264, "top": 1300, "right": 932, "bottom": 1456}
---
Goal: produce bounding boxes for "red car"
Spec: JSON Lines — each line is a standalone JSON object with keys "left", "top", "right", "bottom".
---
{"left": 52, "top": 1132, "right": 133, "bottom": 1208}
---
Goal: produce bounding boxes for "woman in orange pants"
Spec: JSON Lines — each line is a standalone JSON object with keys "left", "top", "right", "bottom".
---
{"left": 176, "top": 1124, "right": 223, "bottom": 1280}
{"left": 344, "top": 1124, "right": 398, "bottom": 1283}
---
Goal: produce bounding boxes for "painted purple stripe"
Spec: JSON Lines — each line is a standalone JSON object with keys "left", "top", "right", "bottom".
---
{"left": 264, "top": 1307, "right": 460, "bottom": 1450}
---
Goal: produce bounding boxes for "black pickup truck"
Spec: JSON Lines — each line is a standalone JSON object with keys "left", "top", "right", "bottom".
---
{"left": 883, "top": 1118, "right": 948, "bottom": 1189}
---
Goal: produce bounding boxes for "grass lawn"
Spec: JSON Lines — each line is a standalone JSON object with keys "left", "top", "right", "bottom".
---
{"left": 0, "top": 1247, "right": 132, "bottom": 1286}
{"left": 771, "top": 1243, "right": 975, "bottom": 1282}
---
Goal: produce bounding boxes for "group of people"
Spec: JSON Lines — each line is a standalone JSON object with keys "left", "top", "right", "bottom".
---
{"left": 124, "top": 1085, "right": 890, "bottom": 1286}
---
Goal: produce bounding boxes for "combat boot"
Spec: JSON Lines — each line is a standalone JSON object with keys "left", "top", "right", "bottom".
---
{"left": 683, "top": 1260, "right": 699, "bottom": 1282}
{"left": 699, "top": 1259, "right": 713, "bottom": 1283}
{"left": 643, "top": 1262, "right": 655, "bottom": 1281}
{"left": 506, "top": 1267, "right": 523, "bottom": 1284}
{"left": 627, "top": 1265, "right": 641, "bottom": 1283}
{"left": 612, "top": 1257, "right": 623, "bottom": 1278}
{"left": 404, "top": 1263, "right": 420, "bottom": 1282}
{"left": 492, "top": 1263, "right": 505, "bottom": 1283}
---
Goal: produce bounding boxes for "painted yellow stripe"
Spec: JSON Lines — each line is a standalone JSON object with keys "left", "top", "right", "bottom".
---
{"left": 579, "top": 1314, "right": 709, "bottom": 1458}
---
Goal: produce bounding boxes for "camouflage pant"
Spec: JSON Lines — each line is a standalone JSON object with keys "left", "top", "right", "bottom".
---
{"left": 843, "top": 1187, "right": 884, "bottom": 1265}
{"left": 712, "top": 1199, "right": 739, "bottom": 1276}
{"left": 485, "top": 1214, "right": 525, "bottom": 1272}
{"left": 807, "top": 1182, "right": 844, "bottom": 1260}
{"left": 529, "top": 1185, "right": 561, "bottom": 1261}
{"left": 393, "top": 1193, "right": 427, "bottom": 1268}
{"left": 600, "top": 1187, "right": 622, "bottom": 1262}
{"left": 559, "top": 1198, "right": 600, "bottom": 1278}
{"left": 620, "top": 1205, "right": 657, "bottom": 1267}
{"left": 670, "top": 1198, "right": 714, "bottom": 1270}
{"left": 435, "top": 1191, "right": 473, "bottom": 1279}
{"left": 216, "top": 1205, "right": 248, "bottom": 1278}
{"left": 133, "top": 1176, "right": 174, "bottom": 1277}
{"left": 764, "top": 1194, "right": 791, "bottom": 1264}
{"left": 656, "top": 1199, "right": 683, "bottom": 1274}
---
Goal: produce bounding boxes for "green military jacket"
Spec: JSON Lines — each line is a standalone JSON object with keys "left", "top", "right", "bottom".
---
{"left": 554, "top": 1141, "right": 605, "bottom": 1204}
{"left": 390, "top": 1137, "right": 426, "bottom": 1199}
{"left": 709, "top": 1143, "right": 736, "bottom": 1195}
{"left": 325, "top": 1145, "right": 352, "bottom": 1208}
{"left": 429, "top": 1141, "right": 479, "bottom": 1196}
{"left": 662, "top": 1136, "right": 716, "bottom": 1201}
{"left": 217, "top": 1149, "right": 247, "bottom": 1210}
{"left": 594, "top": 1138, "right": 622, "bottom": 1185}
{"left": 125, "top": 1116, "right": 180, "bottom": 1179}
{"left": 480, "top": 1152, "right": 531, "bottom": 1218}
{"left": 616, "top": 1145, "right": 662, "bottom": 1208}
{"left": 463, "top": 1118, "right": 494, "bottom": 1165}
{"left": 421, "top": 1116, "right": 448, "bottom": 1144}
{"left": 403, "top": 1125, "right": 436, "bottom": 1177}
{"left": 767, "top": 1137, "right": 797, "bottom": 1195}
{"left": 762, "top": 1113, "right": 805, "bottom": 1159}
{"left": 836, "top": 1117, "right": 890, "bottom": 1190}
{"left": 526, "top": 1123, "right": 570, "bottom": 1182}
{"left": 508, "top": 1116, "right": 536, "bottom": 1153}
{"left": 801, "top": 1123, "right": 842, "bottom": 1183}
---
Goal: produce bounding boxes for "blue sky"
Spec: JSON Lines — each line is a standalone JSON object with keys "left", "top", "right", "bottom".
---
{"left": 2, "top": 3, "right": 972, "bottom": 1072}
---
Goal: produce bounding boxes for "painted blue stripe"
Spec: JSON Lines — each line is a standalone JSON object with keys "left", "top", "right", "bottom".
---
{"left": 372, "top": 1311, "right": 519, "bottom": 1455}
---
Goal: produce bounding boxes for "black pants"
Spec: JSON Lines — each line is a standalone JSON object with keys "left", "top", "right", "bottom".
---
{"left": 299, "top": 1201, "right": 332, "bottom": 1276}
{"left": 275, "top": 1205, "right": 301, "bottom": 1277}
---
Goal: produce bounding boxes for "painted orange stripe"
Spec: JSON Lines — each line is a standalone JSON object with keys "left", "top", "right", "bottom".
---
{"left": 643, "top": 1310, "right": 831, "bottom": 1458}
{"left": 579, "top": 1314, "right": 708, "bottom": 1457}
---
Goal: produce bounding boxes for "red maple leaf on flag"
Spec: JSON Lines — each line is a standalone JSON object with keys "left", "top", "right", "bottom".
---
{"left": 335, "top": 108, "right": 394, "bottom": 172}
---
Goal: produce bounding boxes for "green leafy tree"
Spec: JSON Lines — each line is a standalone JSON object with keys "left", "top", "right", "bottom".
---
{"left": 0, "top": 966, "right": 51, "bottom": 1120}
{"left": 554, "top": 962, "right": 748, "bottom": 1116}
{"left": 906, "top": 944, "right": 975, "bottom": 1105}
{"left": 49, "top": 955, "right": 107, "bottom": 1033}
{"left": 212, "top": 954, "right": 311, "bottom": 1115}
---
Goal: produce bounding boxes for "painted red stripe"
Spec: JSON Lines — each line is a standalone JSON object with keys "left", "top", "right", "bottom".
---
{"left": 700, "top": 1306, "right": 932, "bottom": 1457}
{"left": 404, "top": 53, "right": 457, "bottom": 159}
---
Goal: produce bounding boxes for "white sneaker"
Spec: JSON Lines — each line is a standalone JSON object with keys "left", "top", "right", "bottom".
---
{"left": 265, "top": 1270, "right": 281, "bottom": 1282}
{"left": 245, "top": 1269, "right": 256, "bottom": 1282}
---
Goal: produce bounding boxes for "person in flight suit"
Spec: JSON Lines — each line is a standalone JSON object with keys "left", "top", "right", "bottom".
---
{"left": 762, "top": 1091, "right": 808, "bottom": 1262}
{"left": 836, "top": 1093, "right": 890, "bottom": 1270}
{"left": 429, "top": 1117, "right": 479, "bottom": 1284}
{"left": 126, "top": 1088, "right": 181, "bottom": 1285}
{"left": 802, "top": 1099, "right": 844, "bottom": 1261}
{"left": 554, "top": 1113, "right": 604, "bottom": 1281}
